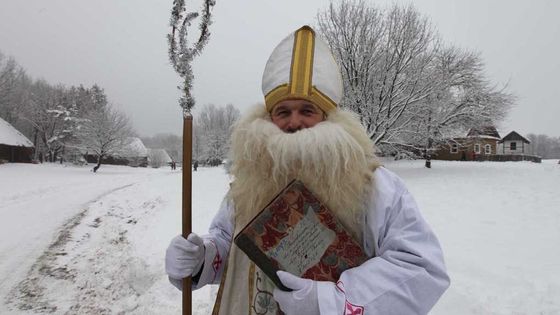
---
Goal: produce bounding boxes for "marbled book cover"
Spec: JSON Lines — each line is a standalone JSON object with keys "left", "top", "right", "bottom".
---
{"left": 234, "top": 180, "right": 367, "bottom": 291}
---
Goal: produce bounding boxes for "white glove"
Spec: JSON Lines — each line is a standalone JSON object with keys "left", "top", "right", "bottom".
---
{"left": 165, "top": 233, "right": 205, "bottom": 280}
{"left": 273, "top": 271, "right": 320, "bottom": 315}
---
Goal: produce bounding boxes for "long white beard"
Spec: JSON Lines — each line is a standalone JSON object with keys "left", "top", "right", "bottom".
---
{"left": 228, "top": 106, "right": 380, "bottom": 241}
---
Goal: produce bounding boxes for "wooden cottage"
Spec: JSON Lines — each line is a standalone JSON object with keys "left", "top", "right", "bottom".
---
{"left": 498, "top": 131, "right": 531, "bottom": 155}
{"left": 434, "top": 126, "right": 501, "bottom": 161}
{"left": 0, "top": 117, "right": 34, "bottom": 163}
{"left": 117, "top": 137, "right": 149, "bottom": 167}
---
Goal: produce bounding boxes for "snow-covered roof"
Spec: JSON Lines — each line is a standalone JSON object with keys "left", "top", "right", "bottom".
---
{"left": 468, "top": 135, "right": 501, "bottom": 140}
{"left": 0, "top": 117, "right": 33, "bottom": 147}
{"left": 466, "top": 126, "right": 501, "bottom": 139}
{"left": 116, "top": 137, "right": 148, "bottom": 157}
{"left": 499, "top": 131, "right": 530, "bottom": 144}
{"left": 147, "top": 149, "right": 172, "bottom": 163}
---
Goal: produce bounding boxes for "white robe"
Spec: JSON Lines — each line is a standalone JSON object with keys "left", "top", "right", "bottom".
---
{"left": 190, "top": 166, "right": 450, "bottom": 315}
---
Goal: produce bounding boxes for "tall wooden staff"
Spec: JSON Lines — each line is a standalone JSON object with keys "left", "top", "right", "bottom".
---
{"left": 168, "top": 1, "right": 215, "bottom": 314}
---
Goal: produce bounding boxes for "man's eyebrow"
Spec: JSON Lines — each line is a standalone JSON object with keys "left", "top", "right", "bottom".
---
{"left": 302, "top": 103, "right": 319, "bottom": 111}
{"left": 272, "top": 105, "right": 288, "bottom": 113}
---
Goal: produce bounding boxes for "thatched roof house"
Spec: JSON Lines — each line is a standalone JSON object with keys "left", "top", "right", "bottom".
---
{"left": 0, "top": 117, "right": 34, "bottom": 163}
{"left": 147, "top": 148, "right": 172, "bottom": 168}
{"left": 84, "top": 137, "right": 149, "bottom": 167}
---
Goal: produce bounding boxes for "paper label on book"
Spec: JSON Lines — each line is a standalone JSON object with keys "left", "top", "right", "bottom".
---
{"left": 265, "top": 206, "right": 336, "bottom": 276}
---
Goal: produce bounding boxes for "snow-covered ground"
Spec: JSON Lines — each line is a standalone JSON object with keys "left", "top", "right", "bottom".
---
{"left": 0, "top": 164, "right": 163, "bottom": 310}
{"left": 1, "top": 160, "right": 559, "bottom": 314}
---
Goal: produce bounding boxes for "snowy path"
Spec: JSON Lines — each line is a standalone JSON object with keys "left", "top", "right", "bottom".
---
{"left": 0, "top": 164, "right": 175, "bottom": 314}
{"left": 1, "top": 164, "right": 228, "bottom": 314}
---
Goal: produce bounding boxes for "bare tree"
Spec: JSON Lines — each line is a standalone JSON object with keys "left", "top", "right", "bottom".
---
{"left": 195, "top": 103, "right": 239, "bottom": 165}
{"left": 318, "top": 1, "right": 439, "bottom": 146}
{"left": 19, "top": 80, "right": 74, "bottom": 162}
{"left": 400, "top": 47, "right": 514, "bottom": 165}
{"left": 75, "top": 106, "right": 134, "bottom": 172}
{"left": 318, "top": 1, "right": 514, "bottom": 166}
{"left": 527, "top": 134, "right": 560, "bottom": 158}
{"left": 0, "top": 51, "right": 135, "bottom": 166}
{"left": 0, "top": 51, "right": 27, "bottom": 125}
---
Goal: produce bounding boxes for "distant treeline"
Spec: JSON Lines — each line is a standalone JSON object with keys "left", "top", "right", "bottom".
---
{"left": 527, "top": 134, "right": 560, "bottom": 159}
{"left": 141, "top": 103, "right": 240, "bottom": 166}
{"left": 0, "top": 50, "right": 134, "bottom": 164}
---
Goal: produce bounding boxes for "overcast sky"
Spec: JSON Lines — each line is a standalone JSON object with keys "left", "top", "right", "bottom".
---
{"left": 0, "top": 0, "right": 558, "bottom": 137}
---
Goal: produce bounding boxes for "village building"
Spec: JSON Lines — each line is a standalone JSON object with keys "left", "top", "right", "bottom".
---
{"left": 84, "top": 137, "right": 149, "bottom": 167}
{"left": 433, "top": 127, "right": 541, "bottom": 163}
{"left": 118, "top": 137, "right": 149, "bottom": 167}
{"left": 434, "top": 126, "right": 501, "bottom": 161}
{"left": 147, "top": 148, "right": 172, "bottom": 168}
{"left": 0, "top": 117, "right": 34, "bottom": 163}
{"left": 498, "top": 131, "right": 532, "bottom": 155}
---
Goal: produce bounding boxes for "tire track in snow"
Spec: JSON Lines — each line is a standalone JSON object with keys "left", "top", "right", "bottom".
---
{"left": 5, "top": 183, "right": 137, "bottom": 313}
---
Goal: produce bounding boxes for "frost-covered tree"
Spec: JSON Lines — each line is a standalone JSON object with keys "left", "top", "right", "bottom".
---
{"left": 20, "top": 81, "right": 76, "bottom": 162}
{"left": 318, "top": 1, "right": 439, "bottom": 147}
{"left": 45, "top": 104, "right": 80, "bottom": 163}
{"left": 0, "top": 51, "right": 27, "bottom": 126}
{"left": 551, "top": 137, "right": 560, "bottom": 159}
{"left": 527, "top": 134, "right": 560, "bottom": 158}
{"left": 66, "top": 84, "right": 106, "bottom": 116}
{"left": 75, "top": 106, "right": 134, "bottom": 172}
{"left": 195, "top": 103, "right": 239, "bottom": 166}
{"left": 400, "top": 47, "right": 514, "bottom": 165}
{"left": 317, "top": 1, "right": 514, "bottom": 164}
{"left": 527, "top": 134, "right": 549, "bottom": 157}
{"left": 0, "top": 51, "right": 134, "bottom": 165}
{"left": 193, "top": 126, "right": 202, "bottom": 162}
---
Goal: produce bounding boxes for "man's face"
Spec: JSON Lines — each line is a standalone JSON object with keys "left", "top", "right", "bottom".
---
{"left": 270, "top": 99, "right": 325, "bottom": 133}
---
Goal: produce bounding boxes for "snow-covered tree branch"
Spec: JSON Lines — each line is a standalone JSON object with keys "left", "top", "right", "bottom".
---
{"left": 75, "top": 106, "right": 134, "bottom": 172}
{"left": 194, "top": 103, "right": 239, "bottom": 166}
{"left": 0, "top": 52, "right": 27, "bottom": 126}
{"left": 404, "top": 46, "right": 514, "bottom": 165}
{"left": 318, "top": 2, "right": 439, "bottom": 146}
{"left": 317, "top": 1, "right": 514, "bottom": 162}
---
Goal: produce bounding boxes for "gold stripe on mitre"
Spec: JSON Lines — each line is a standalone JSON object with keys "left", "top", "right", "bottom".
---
{"left": 264, "top": 26, "right": 337, "bottom": 113}
{"left": 290, "top": 26, "right": 314, "bottom": 96}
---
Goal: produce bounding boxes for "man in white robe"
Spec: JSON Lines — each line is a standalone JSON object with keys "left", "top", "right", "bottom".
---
{"left": 166, "top": 25, "right": 449, "bottom": 315}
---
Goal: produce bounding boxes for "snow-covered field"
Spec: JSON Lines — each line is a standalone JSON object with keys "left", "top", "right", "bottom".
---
{"left": 1, "top": 160, "right": 559, "bottom": 314}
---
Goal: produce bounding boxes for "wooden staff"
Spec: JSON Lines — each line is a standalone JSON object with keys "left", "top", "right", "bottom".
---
{"left": 168, "top": 1, "right": 216, "bottom": 313}
{"left": 182, "top": 113, "right": 193, "bottom": 315}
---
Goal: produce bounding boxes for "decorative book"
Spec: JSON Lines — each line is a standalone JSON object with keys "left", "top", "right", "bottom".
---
{"left": 234, "top": 180, "right": 367, "bottom": 291}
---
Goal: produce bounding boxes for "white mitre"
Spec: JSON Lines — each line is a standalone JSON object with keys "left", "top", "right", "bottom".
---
{"left": 261, "top": 25, "right": 343, "bottom": 113}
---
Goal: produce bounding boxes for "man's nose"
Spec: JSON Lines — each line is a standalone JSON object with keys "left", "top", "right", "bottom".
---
{"left": 286, "top": 114, "right": 303, "bottom": 132}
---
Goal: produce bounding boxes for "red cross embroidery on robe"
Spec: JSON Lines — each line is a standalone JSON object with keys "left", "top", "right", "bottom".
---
{"left": 212, "top": 249, "right": 222, "bottom": 272}
{"left": 345, "top": 300, "right": 364, "bottom": 315}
